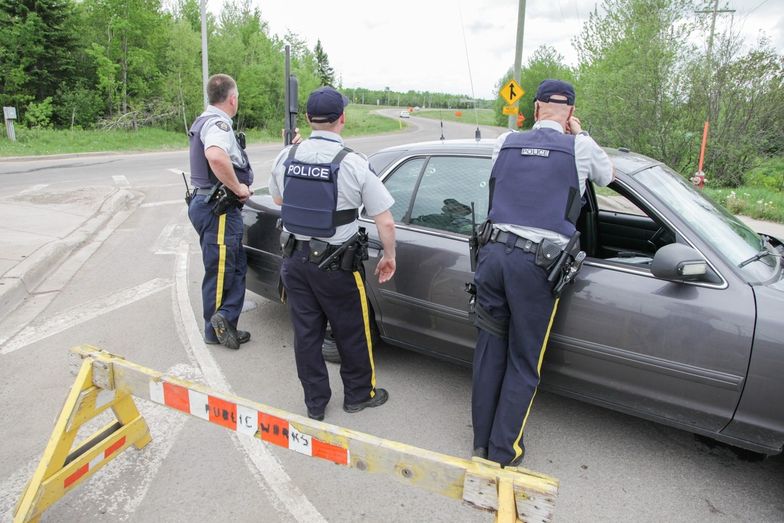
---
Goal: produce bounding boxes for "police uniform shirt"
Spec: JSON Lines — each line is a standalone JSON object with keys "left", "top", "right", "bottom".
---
{"left": 269, "top": 130, "right": 394, "bottom": 244}
{"left": 199, "top": 105, "right": 248, "bottom": 169}
{"left": 492, "top": 120, "right": 614, "bottom": 246}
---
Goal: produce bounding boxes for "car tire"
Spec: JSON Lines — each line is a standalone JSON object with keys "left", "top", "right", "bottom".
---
{"left": 322, "top": 324, "right": 380, "bottom": 365}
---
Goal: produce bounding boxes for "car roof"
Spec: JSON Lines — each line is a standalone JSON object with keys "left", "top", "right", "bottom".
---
{"left": 373, "top": 139, "right": 662, "bottom": 175}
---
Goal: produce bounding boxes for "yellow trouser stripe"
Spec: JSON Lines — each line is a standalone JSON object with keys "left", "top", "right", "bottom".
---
{"left": 215, "top": 214, "right": 227, "bottom": 310}
{"left": 511, "top": 297, "right": 560, "bottom": 461}
{"left": 353, "top": 271, "right": 376, "bottom": 397}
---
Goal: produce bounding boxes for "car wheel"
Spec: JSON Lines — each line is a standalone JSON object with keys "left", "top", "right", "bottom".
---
{"left": 322, "top": 323, "right": 381, "bottom": 365}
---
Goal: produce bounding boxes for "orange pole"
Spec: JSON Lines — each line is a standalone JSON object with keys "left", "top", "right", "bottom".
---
{"left": 698, "top": 121, "right": 709, "bottom": 172}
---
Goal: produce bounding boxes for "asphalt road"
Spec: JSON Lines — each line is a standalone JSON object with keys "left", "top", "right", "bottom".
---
{"left": 1, "top": 112, "right": 782, "bottom": 522}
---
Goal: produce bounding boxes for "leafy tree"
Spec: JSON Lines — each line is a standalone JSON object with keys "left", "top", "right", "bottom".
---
{"left": 25, "top": 97, "right": 55, "bottom": 128}
{"left": 573, "top": 0, "right": 698, "bottom": 171}
{"left": 314, "top": 39, "right": 335, "bottom": 86}
{"left": 0, "top": 0, "right": 79, "bottom": 113}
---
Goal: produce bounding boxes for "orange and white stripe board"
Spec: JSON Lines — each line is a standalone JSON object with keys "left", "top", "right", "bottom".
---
{"left": 64, "top": 436, "right": 127, "bottom": 489}
{"left": 149, "top": 379, "right": 349, "bottom": 466}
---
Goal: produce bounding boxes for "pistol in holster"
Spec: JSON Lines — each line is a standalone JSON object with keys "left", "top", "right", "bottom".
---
{"left": 546, "top": 231, "right": 586, "bottom": 298}
{"left": 210, "top": 184, "right": 241, "bottom": 216}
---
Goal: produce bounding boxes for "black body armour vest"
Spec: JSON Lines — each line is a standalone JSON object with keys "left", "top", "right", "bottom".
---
{"left": 281, "top": 143, "right": 358, "bottom": 238}
{"left": 188, "top": 114, "right": 254, "bottom": 189}
{"left": 488, "top": 128, "right": 581, "bottom": 238}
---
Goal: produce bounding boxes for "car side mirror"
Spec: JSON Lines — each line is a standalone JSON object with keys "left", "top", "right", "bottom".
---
{"left": 651, "top": 243, "right": 708, "bottom": 282}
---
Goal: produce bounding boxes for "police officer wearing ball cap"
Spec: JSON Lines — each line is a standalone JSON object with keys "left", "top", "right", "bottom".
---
{"left": 188, "top": 74, "right": 254, "bottom": 350}
{"left": 471, "top": 79, "right": 614, "bottom": 466}
{"left": 269, "top": 86, "right": 397, "bottom": 421}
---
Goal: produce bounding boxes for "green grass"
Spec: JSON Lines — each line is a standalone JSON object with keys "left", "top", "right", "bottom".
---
{"left": 414, "top": 108, "right": 499, "bottom": 127}
{"left": 0, "top": 104, "right": 403, "bottom": 158}
{"left": 704, "top": 186, "right": 784, "bottom": 223}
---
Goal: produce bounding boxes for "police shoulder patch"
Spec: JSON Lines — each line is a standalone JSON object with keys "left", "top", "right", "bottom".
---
{"left": 215, "top": 121, "right": 230, "bottom": 132}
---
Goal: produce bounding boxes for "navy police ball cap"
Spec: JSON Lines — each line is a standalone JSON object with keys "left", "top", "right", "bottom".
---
{"left": 307, "top": 86, "right": 350, "bottom": 123}
{"left": 535, "top": 79, "right": 575, "bottom": 105}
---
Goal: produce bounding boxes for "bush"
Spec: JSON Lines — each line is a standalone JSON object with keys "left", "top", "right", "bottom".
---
{"left": 744, "top": 158, "right": 784, "bottom": 192}
{"left": 24, "top": 97, "right": 54, "bottom": 129}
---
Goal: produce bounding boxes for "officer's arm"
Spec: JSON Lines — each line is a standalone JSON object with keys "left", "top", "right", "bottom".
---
{"left": 205, "top": 146, "right": 251, "bottom": 200}
{"left": 372, "top": 210, "right": 396, "bottom": 283}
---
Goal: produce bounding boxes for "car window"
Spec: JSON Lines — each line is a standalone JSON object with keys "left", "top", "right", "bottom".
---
{"left": 381, "top": 157, "right": 426, "bottom": 222}
{"left": 408, "top": 156, "right": 491, "bottom": 235}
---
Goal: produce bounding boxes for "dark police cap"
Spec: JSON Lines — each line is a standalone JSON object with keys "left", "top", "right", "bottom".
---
{"left": 535, "top": 79, "right": 575, "bottom": 105}
{"left": 307, "top": 86, "right": 350, "bottom": 123}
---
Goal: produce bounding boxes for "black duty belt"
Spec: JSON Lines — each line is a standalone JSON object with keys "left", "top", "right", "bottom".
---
{"left": 489, "top": 230, "right": 539, "bottom": 254}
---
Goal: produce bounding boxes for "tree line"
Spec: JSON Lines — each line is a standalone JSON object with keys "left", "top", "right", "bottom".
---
{"left": 494, "top": 0, "right": 783, "bottom": 186}
{"left": 2, "top": 0, "right": 781, "bottom": 187}
{"left": 0, "top": 0, "right": 475, "bottom": 135}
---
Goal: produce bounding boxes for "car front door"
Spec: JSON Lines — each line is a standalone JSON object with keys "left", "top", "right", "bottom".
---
{"left": 544, "top": 180, "right": 754, "bottom": 433}
{"left": 361, "top": 154, "right": 490, "bottom": 364}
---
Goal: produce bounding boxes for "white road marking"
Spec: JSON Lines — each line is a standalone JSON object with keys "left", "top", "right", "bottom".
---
{"left": 112, "top": 175, "right": 130, "bottom": 188}
{"left": 140, "top": 200, "right": 182, "bottom": 208}
{"left": 174, "top": 242, "right": 326, "bottom": 522}
{"left": 18, "top": 184, "right": 49, "bottom": 195}
{"left": 167, "top": 168, "right": 187, "bottom": 176}
{"left": 0, "top": 278, "right": 173, "bottom": 355}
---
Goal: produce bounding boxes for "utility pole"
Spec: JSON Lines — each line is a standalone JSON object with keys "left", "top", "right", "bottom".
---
{"left": 691, "top": 0, "right": 734, "bottom": 187}
{"left": 507, "top": 0, "right": 526, "bottom": 129}
{"left": 200, "top": 0, "right": 209, "bottom": 108}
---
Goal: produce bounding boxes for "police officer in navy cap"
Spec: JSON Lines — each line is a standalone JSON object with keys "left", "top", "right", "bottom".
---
{"left": 471, "top": 79, "right": 614, "bottom": 466}
{"left": 187, "top": 74, "right": 254, "bottom": 350}
{"left": 269, "top": 86, "right": 397, "bottom": 421}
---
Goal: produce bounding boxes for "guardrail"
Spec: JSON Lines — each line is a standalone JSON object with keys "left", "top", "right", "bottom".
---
{"left": 14, "top": 345, "right": 559, "bottom": 522}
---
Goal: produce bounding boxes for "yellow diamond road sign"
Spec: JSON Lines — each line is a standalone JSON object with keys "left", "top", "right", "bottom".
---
{"left": 500, "top": 79, "right": 524, "bottom": 105}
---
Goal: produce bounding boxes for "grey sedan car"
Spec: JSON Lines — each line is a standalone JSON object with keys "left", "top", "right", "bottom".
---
{"left": 242, "top": 139, "right": 784, "bottom": 455}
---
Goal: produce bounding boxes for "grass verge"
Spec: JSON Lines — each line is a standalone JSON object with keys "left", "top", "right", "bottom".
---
{"left": 704, "top": 186, "right": 784, "bottom": 223}
{"left": 414, "top": 108, "right": 498, "bottom": 127}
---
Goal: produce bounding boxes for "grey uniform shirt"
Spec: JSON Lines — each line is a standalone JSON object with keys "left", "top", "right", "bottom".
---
{"left": 199, "top": 105, "right": 248, "bottom": 169}
{"left": 493, "top": 120, "right": 614, "bottom": 246}
{"left": 269, "top": 130, "right": 394, "bottom": 244}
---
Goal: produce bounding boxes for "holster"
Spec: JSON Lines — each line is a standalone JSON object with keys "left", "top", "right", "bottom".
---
{"left": 477, "top": 219, "right": 493, "bottom": 246}
{"left": 280, "top": 231, "right": 295, "bottom": 257}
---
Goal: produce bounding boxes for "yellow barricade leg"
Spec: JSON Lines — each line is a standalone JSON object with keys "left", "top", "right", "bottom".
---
{"left": 13, "top": 358, "right": 151, "bottom": 523}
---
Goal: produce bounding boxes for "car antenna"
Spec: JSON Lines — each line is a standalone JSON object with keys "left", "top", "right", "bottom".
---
{"left": 458, "top": 2, "right": 481, "bottom": 142}
{"left": 439, "top": 110, "right": 445, "bottom": 141}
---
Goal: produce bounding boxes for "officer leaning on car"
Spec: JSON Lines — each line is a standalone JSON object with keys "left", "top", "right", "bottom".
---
{"left": 471, "top": 79, "right": 614, "bottom": 467}
{"left": 269, "top": 86, "right": 397, "bottom": 422}
{"left": 186, "top": 73, "right": 255, "bottom": 350}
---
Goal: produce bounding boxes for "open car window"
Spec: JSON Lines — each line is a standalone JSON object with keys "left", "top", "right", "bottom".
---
{"left": 407, "top": 156, "right": 491, "bottom": 235}
{"left": 590, "top": 182, "right": 676, "bottom": 268}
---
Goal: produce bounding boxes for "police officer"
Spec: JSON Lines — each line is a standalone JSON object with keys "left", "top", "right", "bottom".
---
{"left": 188, "top": 74, "right": 253, "bottom": 350}
{"left": 269, "top": 86, "right": 397, "bottom": 421}
{"left": 472, "top": 79, "right": 614, "bottom": 466}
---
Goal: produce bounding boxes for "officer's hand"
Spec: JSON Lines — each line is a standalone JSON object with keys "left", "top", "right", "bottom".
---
{"left": 375, "top": 255, "right": 396, "bottom": 283}
{"left": 291, "top": 127, "right": 303, "bottom": 144}
{"left": 567, "top": 116, "right": 582, "bottom": 135}
{"left": 236, "top": 183, "right": 252, "bottom": 203}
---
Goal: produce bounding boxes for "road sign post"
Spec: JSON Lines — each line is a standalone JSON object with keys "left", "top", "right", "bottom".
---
{"left": 4, "top": 106, "right": 17, "bottom": 142}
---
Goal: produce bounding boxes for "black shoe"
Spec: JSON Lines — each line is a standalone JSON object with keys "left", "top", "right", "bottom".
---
{"left": 210, "top": 312, "right": 239, "bottom": 350}
{"left": 473, "top": 447, "right": 488, "bottom": 459}
{"left": 237, "top": 330, "right": 251, "bottom": 344}
{"left": 307, "top": 410, "right": 325, "bottom": 421}
{"left": 343, "top": 388, "right": 389, "bottom": 413}
{"left": 505, "top": 446, "right": 525, "bottom": 468}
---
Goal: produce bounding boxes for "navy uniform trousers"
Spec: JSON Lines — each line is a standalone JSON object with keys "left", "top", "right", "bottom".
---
{"left": 472, "top": 239, "right": 559, "bottom": 466}
{"left": 281, "top": 242, "right": 377, "bottom": 414}
{"left": 188, "top": 195, "right": 247, "bottom": 342}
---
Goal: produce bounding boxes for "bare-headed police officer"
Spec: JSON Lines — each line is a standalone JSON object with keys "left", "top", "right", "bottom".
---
{"left": 187, "top": 74, "right": 253, "bottom": 350}
{"left": 472, "top": 79, "right": 614, "bottom": 466}
{"left": 269, "top": 86, "right": 396, "bottom": 421}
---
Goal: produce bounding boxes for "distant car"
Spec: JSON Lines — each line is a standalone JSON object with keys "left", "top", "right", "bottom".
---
{"left": 399, "top": 110, "right": 410, "bottom": 118}
{"left": 242, "top": 139, "right": 784, "bottom": 456}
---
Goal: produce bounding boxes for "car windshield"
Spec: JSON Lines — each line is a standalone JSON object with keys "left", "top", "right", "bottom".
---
{"left": 633, "top": 164, "right": 779, "bottom": 283}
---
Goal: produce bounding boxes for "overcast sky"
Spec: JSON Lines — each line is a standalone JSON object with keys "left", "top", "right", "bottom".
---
{"left": 232, "top": 0, "right": 782, "bottom": 100}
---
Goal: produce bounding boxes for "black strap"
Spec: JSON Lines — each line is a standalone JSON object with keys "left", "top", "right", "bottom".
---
{"left": 473, "top": 302, "right": 508, "bottom": 340}
{"left": 286, "top": 143, "right": 300, "bottom": 161}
